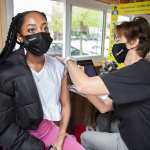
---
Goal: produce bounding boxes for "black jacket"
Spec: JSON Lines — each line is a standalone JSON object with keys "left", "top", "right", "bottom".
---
{"left": 0, "top": 49, "right": 48, "bottom": 150}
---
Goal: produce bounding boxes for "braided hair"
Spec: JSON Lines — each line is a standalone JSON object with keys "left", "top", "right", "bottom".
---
{"left": 0, "top": 10, "right": 47, "bottom": 63}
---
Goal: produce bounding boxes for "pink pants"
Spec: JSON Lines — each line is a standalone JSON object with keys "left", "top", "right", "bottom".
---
{"left": 29, "top": 120, "right": 85, "bottom": 150}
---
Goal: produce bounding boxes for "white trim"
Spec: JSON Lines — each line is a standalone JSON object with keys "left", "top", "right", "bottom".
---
{"left": 63, "top": 0, "right": 71, "bottom": 57}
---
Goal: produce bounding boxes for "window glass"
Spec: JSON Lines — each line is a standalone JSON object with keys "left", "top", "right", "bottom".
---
{"left": 71, "top": 6, "right": 103, "bottom": 57}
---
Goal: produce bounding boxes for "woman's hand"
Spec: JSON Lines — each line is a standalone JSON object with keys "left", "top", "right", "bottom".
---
{"left": 52, "top": 133, "right": 66, "bottom": 150}
{"left": 51, "top": 145, "right": 61, "bottom": 150}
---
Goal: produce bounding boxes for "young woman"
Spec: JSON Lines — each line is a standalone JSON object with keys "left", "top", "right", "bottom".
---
{"left": 59, "top": 17, "right": 150, "bottom": 150}
{"left": 0, "top": 11, "right": 85, "bottom": 150}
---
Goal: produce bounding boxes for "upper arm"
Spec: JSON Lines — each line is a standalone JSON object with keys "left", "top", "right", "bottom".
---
{"left": 60, "top": 71, "right": 70, "bottom": 106}
{"left": 101, "top": 63, "right": 150, "bottom": 104}
{"left": 76, "top": 75, "right": 109, "bottom": 96}
{"left": 53, "top": 57, "right": 70, "bottom": 106}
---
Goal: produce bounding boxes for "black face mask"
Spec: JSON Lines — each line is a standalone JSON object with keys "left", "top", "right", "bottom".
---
{"left": 112, "top": 43, "right": 128, "bottom": 63}
{"left": 23, "top": 32, "right": 53, "bottom": 56}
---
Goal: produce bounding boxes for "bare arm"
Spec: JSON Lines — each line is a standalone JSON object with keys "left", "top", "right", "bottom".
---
{"left": 86, "top": 95, "right": 113, "bottom": 113}
{"left": 54, "top": 71, "right": 71, "bottom": 149}
{"left": 66, "top": 60, "right": 109, "bottom": 96}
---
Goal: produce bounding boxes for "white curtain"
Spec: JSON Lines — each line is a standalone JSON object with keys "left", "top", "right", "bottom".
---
{"left": 0, "top": 0, "right": 7, "bottom": 51}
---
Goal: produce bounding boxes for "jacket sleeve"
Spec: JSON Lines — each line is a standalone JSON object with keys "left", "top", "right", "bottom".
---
{"left": 0, "top": 90, "right": 47, "bottom": 150}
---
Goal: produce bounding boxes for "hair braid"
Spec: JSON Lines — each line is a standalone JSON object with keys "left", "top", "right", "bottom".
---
{"left": 0, "top": 13, "right": 23, "bottom": 62}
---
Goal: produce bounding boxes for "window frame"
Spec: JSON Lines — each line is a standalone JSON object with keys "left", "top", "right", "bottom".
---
{"left": 64, "top": 0, "right": 111, "bottom": 59}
